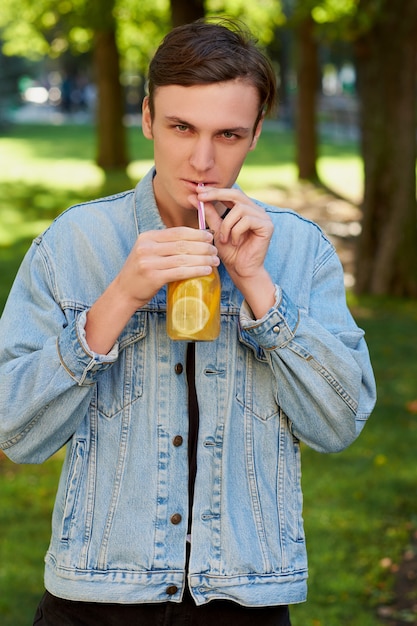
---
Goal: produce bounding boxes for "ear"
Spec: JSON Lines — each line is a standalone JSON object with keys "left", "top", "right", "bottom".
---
{"left": 249, "top": 114, "right": 264, "bottom": 152}
{"left": 142, "top": 96, "right": 153, "bottom": 139}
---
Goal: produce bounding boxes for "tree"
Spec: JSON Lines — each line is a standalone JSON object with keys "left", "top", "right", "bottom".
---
{"left": 354, "top": 0, "right": 417, "bottom": 296}
{"left": 170, "top": 0, "right": 205, "bottom": 27}
{"left": 292, "top": 0, "right": 417, "bottom": 296}
{"left": 294, "top": 11, "right": 319, "bottom": 180}
{"left": 90, "top": 0, "right": 127, "bottom": 169}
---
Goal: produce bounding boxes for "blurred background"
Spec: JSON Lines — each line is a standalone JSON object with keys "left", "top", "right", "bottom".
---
{"left": 0, "top": 1, "right": 416, "bottom": 625}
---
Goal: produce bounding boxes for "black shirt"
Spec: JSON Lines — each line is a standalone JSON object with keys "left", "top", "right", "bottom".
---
{"left": 186, "top": 342, "right": 199, "bottom": 536}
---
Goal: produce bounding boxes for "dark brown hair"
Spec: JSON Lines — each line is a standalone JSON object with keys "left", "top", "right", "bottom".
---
{"left": 147, "top": 19, "right": 277, "bottom": 124}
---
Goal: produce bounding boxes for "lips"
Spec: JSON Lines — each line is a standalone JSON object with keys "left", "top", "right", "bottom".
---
{"left": 183, "top": 179, "right": 216, "bottom": 192}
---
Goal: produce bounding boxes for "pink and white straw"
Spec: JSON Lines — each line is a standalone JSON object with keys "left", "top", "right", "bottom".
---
{"left": 197, "top": 183, "right": 205, "bottom": 230}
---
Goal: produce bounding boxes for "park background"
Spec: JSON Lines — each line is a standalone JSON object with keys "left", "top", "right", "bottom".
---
{"left": 0, "top": 1, "right": 416, "bottom": 624}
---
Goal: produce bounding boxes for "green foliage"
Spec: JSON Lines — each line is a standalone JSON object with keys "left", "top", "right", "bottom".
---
{"left": 0, "top": 0, "right": 393, "bottom": 74}
{"left": 0, "top": 0, "right": 170, "bottom": 65}
{"left": 312, "top": 0, "right": 358, "bottom": 23}
{"left": 0, "top": 0, "right": 285, "bottom": 77}
{"left": 207, "top": 0, "right": 285, "bottom": 43}
{"left": 288, "top": 0, "right": 387, "bottom": 42}
{"left": 115, "top": 0, "right": 170, "bottom": 74}
{"left": 0, "top": 0, "right": 96, "bottom": 58}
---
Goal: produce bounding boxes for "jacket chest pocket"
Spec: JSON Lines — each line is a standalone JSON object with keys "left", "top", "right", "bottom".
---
{"left": 96, "top": 312, "right": 147, "bottom": 419}
{"left": 235, "top": 339, "right": 279, "bottom": 422}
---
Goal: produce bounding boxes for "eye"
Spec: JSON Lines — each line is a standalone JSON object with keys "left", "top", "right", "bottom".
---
{"left": 223, "top": 131, "right": 236, "bottom": 139}
{"left": 175, "top": 124, "right": 189, "bottom": 132}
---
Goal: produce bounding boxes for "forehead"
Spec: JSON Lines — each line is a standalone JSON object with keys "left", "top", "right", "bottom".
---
{"left": 152, "top": 80, "right": 260, "bottom": 127}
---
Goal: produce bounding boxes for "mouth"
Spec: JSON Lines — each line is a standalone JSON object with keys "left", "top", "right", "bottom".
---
{"left": 183, "top": 179, "right": 215, "bottom": 191}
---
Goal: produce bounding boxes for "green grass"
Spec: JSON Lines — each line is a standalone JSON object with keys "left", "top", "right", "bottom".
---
{"left": 0, "top": 452, "right": 64, "bottom": 625}
{"left": 1, "top": 122, "right": 416, "bottom": 625}
{"left": 291, "top": 297, "right": 417, "bottom": 625}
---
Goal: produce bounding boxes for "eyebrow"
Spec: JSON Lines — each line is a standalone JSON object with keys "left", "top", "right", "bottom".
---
{"left": 164, "top": 116, "right": 251, "bottom": 135}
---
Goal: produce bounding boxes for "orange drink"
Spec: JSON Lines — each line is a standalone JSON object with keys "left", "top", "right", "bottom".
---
{"left": 167, "top": 267, "right": 221, "bottom": 341}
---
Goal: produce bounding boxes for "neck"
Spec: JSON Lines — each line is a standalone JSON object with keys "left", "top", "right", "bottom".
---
{"left": 159, "top": 208, "right": 198, "bottom": 229}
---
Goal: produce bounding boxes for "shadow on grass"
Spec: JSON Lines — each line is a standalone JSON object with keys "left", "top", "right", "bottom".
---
{"left": 1, "top": 122, "right": 154, "bottom": 163}
{"left": 0, "top": 123, "right": 97, "bottom": 161}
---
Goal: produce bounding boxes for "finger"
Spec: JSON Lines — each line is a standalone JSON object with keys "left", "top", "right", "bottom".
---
{"left": 165, "top": 264, "right": 217, "bottom": 284}
{"left": 172, "top": 238, "right": 218, "bottom": 257}
{"left": 147, "top": 226, "right": 214, "bottom": 244}
{"left": 215, "top": 205, "right": 249, "bottom": 245}
{"left": 197, "top": 186, "right": 247, "bottom": 205}
{"left": 136, "top": 233, "right": 217, "bottom": 257}
{"left": 203, "top": 202, "right": 223, "bottom": 233}
{"left": 222, "top": 211, "right": 274, "bottom": 248}
{"left": 198, "top": 188, "right": 267, "bottom": 237}
{"left": 151, "top": 253, "right": 220, "bottom": 272}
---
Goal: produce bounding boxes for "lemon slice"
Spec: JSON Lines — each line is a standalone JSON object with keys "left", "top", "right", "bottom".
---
{"left": 172, "top": 278, "right": 205, "bottom": 300}
{"left": 171, "top": 296, "right": 210, "bottom": 336}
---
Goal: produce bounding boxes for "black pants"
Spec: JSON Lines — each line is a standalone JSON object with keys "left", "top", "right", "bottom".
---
{"left": 33, "top": 588, "right": 291, "bottom": 626}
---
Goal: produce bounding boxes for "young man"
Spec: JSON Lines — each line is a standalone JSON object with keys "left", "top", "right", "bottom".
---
{"left": 0, "top": 20, "right": 376, "bottom": 626}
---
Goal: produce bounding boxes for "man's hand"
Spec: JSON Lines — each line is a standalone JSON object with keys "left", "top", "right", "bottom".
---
{"left": 114, "top": 227, "right": 218, "bottom": 311}
{"left": 85, "top": 227, "right": 218, "bottom": 354}
{"left": 193, "top": 187, "right": 276, "bottom": 319}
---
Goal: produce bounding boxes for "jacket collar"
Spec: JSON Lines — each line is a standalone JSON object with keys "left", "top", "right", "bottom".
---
{"left": 134, "top": 167, "right": 165, "bottom": 235}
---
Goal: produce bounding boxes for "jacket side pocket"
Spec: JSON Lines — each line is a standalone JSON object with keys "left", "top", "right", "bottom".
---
{"left": 61, "top": 439, "right": 86, "bottom": 541}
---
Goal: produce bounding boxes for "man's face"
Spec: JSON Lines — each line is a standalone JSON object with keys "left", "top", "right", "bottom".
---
{"left": 142, "top": 80, "right": 263, "bottom": 227}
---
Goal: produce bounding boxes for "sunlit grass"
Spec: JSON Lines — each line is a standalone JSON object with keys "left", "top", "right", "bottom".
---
{"left": 0, "top": 131, "right": 104, "bottom": 190}
{"left": 127, "top": 158, "right": 157, "bottom": 182}
{"left": 0, "top": 154, "right": 105, "bottom": 189}
{"left": 238, "top": 162, "right": 299, "bottom": 190}
{"left": 318, "top": 155, "right": 364, "bottom": 201}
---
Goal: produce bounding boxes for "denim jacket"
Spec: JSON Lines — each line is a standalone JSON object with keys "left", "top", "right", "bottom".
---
{"left": 0, "top": 168, "right": 376, "bottom": 607}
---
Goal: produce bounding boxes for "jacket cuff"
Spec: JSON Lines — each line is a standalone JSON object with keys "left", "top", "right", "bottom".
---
{"left": 240, "top": 286, "right": 299, "bottom": 350}
{"left": 57, "top": 310, "right": 119, "bottom": 385}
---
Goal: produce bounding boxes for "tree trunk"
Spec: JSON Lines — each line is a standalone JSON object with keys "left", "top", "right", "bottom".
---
{"left": 170, "top": 0, "right": 205, "bottom": 28}
{"left": 93, "top": 28, "right": 128, "bottom": 169}
{"left": 295, "top": 14, "right": 319, "bottom": 181}
{"left": 354, "top": 0, "right": 417, "bottom": 296}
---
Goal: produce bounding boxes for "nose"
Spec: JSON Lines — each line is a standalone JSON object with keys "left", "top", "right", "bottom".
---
{"left": 189, "top": 136, "right": 215, "bottom": 172}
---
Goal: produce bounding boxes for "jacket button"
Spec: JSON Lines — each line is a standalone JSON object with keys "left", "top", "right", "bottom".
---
{"left": 166, "top": 585, "right": 178, "bottom": 595}
{"left": 272, "top": 325, "right": 280, "bottom": 334}
{"left": 174, "top": 363, "right": 183, "bottom": 374}
{"left": 173, "top": 435, "right": 183, "bottom": 447}
{"left": 170, "top": 513, "right": 182, "bottom": 525}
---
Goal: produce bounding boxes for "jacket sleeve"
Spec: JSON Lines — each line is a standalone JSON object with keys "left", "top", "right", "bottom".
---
{"left": 0, "top": 238, "right": 118, "bottom": 464}
{"left": 239, "top": 247, "right": 376, "bottom": 454}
